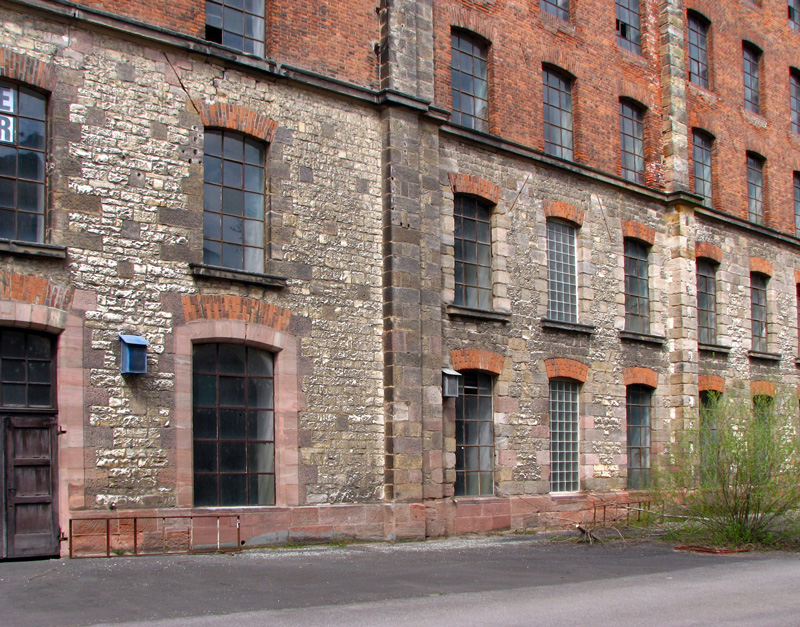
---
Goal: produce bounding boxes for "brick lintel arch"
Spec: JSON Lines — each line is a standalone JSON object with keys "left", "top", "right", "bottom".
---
{"left": 623, "top": 367, "right": 658, "bottom": 389}
{"left": 544, "top": 200, "right": 584, "bottom": 226}
{"left": 698, "top": 375, "right": 725, "bottom": 394}
{"left": 751, "top": 380, "right": 776, "bottom": 398}
{"left": 0, "top": 48, "right": 58, "bottom": 92}
{"left": 195, "top": 102, "right": 278, "bottom": 142}
{"left": 445, "top": 7, "right": 498, "bottom": 43}
{"left": 545, "top": 358, "right": 588, "bottom": 383}
{"left": 451, "top": 348, "right": 504, "bottom": 375}
{"left": 181, "top": 294, "right": 291, "bottom": 331}
{"left": 448, "top": 173, "right": 502, "bottom": 205}
{"left": 695, "top": 241, "right": 722, "bottom": 263}
{"left": 622, "top": 220, "right": 655, "bottom": 246}
{"left": 749, "top": 257, "right": 773, "bottom": 277}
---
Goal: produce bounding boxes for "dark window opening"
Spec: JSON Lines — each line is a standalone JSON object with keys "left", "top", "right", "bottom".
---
{"left": 616, "top": 0, "right": 642, "bottom": 54}
{"left": 624, "top": 238, "right": 650, "bottom": 334}
{"left": 627, "top": 385, "right": 652, "bottom": 489}
{"left": 451, "top": 30, "right": 489, "bottom": 133}
{"left": 454, "top": 195, "right": 492, "bottom": 310}
{"left": 193, "top": 343, "right": 275, "bottom": 507}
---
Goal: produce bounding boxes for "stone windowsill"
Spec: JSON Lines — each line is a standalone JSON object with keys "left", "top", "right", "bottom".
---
{"left": 0, "top": 239, "right": 67, "bottom": 260}
{"left": 541, "top": 318, "right": 595, "bottom": 335}
{"left": 698, "top": 342, "right": 731, "bottom": 355}
{"left": 446, "top": 305, "right": 511, "bottom": 322}
{"left": 748, "top": 350, "right": 781, "bottom": 363}
{"left": 189, "top": 263, "right": 287, "bottom": 288}
{"left": 619, "top": 330, "right": 666, "bottom": 346}
{"left": 549, "top": 492, "right": 585, "bottom": 503}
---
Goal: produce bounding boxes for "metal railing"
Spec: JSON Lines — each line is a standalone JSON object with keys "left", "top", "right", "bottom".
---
{"left": 69, "top": 514, "right": 241, "bottom": 558}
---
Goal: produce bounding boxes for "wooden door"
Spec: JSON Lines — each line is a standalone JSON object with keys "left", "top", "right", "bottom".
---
{"left": 0, "top": 328, "right": 59, "bottom": 559}
{"left": 4, "top": 416, "right": 58, "bottom": 558}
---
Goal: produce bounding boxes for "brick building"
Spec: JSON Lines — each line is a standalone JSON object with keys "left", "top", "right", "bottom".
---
{"left": 0, "top": 0, "right": 799, "bottom": 558}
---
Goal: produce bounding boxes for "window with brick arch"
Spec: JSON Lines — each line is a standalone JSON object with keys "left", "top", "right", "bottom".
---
{"left": 750, "top": 272, "right": 768, "bottom": 353}
{"left": 454, "top": 195, "right": 492, "bottom": 310}
{"left": 692, "top": 130, "right": 713, "bottom": 206}
{"left": 743, "top": 42, "right": 761, "bottom": 114}
{"left": 455, "top": 371, "right": 494, "bottom": 496}
{"left": 205, "top": 0, "right": 265, "bottom": 56}
{"left": 619, "top": 99, "right": 645, "bottom": 185}
{"left": 746, "top": 152, "right": 764, "bottom": 226}
{"left": 549, "top": 379, "right": 580, "bottom": 493}
{"left": 626, "top": 384, "right": 652, "bottom": 489}
{"left": 624, "top": 238, "right": 650, "bottom": 334}
{"left": 696, "top": 258, "right": 717, "bottom": 346}
{"left": 0, "top": 81, "right": 46, "bottom": 243}
{"left": 543, "top": 67, "right": 574, "bottom": 161}
{"left": 616, "top": 0, "right": 641, "bottom": 54}
{"left": 541, "top": 0, "right": 569, "bottom": 22}
{"left": 791, "top": 0, "right": 800, "bottom": 31}
{"left": 546, "top": 219, "right": 577, "bottom": 323}
{"left": 687, "top": 12, "right": 710, "bottom": 89}
{"left": 203, "top": 130, "right": 266, "bottom": 273}
{"left": 193, "top": 343, "right": 275, "bottom": 506}
{"left": 791, "top": 69, "right": 800, "bottom": 134}
{"left": 451, "top": 30, "right": 489, "bottom": 133}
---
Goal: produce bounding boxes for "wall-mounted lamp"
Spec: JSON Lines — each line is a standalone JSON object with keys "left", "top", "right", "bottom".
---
{"left": 442, "top": 368, "right": 461, "bottom": 399}
{"left": 119, "top": 334, "right": 149, "bottom": 374}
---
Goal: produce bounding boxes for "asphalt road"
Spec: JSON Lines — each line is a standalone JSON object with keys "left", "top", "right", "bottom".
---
{"left": 1, "top": 535, "right": 798, "bottom": 626}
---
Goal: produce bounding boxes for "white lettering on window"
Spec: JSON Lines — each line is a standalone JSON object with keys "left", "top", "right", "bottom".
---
{"left": 0, "top": 87, "right": 14, "bottom": 113}
{"left": 0, "top": 115, "right": 14, "bottom": 144}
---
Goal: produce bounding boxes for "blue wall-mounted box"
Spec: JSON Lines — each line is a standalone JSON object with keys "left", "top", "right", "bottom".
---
{"left": 119, "top": 334, "right": 149, "bottom": 374}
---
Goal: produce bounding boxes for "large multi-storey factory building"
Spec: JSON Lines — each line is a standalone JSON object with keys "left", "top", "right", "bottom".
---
{"left": 1, "top": 0, "right": 799, "bottom": 558}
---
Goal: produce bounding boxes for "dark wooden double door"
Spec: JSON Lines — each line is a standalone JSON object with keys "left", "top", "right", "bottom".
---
{"left": 0, "top": 328, "right": 59, "bottom": 559}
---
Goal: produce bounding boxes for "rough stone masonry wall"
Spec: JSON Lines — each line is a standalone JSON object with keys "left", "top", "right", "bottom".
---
{"left": 440, "top": 138, "right": 672, "bottom": 496}
{"left": 0, "top": 7, "right": 386, "bottom": 509}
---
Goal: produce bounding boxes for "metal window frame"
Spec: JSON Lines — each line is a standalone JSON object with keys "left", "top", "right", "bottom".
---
{"left": 794, "top": 172, "right": 800, "bottom": 235}
{"left": 450, "top": 29, "right": 490, "bottom": 133}
{"left": 791, "top": 70, "right": 800, "bottom": 134}
{"left": 455, "top": 372, "right": 494, "bottom": 497}
{"left": 540, "top": 0, "right": 570, "bottom": 22}
{"left": 549, "top": 379, "right": 580, "bottom": 493}
{"left": 205, "top": 0, "right": 265, "bottom": 56}
{"left": 687, "top": 12, "right": 710, "bottom": 89}
{"left": 696, "top": 258, "right": 717, "bottom": 345}
{"left": 0, "top": 80, "right": 47, "bottom": 244}
{"left": 746, "top": 152, "right": 764, "bottom": 225}
{"left": 624, "top": 238, "right": 650, "bottom": 334}
{"left": 546, "top": 219, "right": 578, "bottom": 323}
{"left": 616, "top": 0, "right": 642, "bottom": 54}
{"left": 790, "top": 0, "right": 800, "bottom": 30}
{"left": 743, "top": 43, "right": 761, "bottom": 114}
{"left": 192, "top": 343, "right": 276, "bottom": 507}
{"left": 692, "top": 130, "right": 713, "bottom": 206}
{"left": 750, "top": 273, "right": 768, "bottom": 353}
{"left": 543, "top": 68, "right": 574, "bottom": 161}
{"left": 626, "top": 385, "right": 652, "bottom": 489}
{"left": 619, "top": 100, "right": 645, "bottom": 184}
{"left": 203, "top": 129, "right": 266, "bottom": 273}
{"left": 453, "top": 195, "right": 493, "bottom": 310}
{"left": 0, "top": 328, "right": 56, "bottom": 410}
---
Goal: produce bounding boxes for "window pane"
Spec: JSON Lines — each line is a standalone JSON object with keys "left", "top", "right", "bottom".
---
{"left": 543, "top": 69, "right": 573, "bottom": 161}
{"left": 627, "top": 385, "right": 652, "bottom": 489}
{"left": 547, "top": 220, "right": 578, "bottom": 323}
{"left": 620, "top": 101, "right": 645, "bottom": 184}
{"left": 453, "top": 196, "right": 492, "bottom": 309}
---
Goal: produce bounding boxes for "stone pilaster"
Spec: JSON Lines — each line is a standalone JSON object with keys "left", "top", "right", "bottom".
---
{"left": 664, "top": 201, "right": 698, "bottom": 431}
{"left": 659, "top": 0, "right": 690, "bottom": 193}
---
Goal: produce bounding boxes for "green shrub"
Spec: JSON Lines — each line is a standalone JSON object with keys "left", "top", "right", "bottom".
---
{"left": 653, "top": 390, "right": 800, "bottom": 547}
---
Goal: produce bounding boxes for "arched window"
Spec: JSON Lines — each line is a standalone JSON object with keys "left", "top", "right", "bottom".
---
{"left": 193, "top": 343, "right": 275, "bottom": 506}
{"left": 455, "top": 371, "right": 494, "bottom": 496}
{"left": 203, "top": 130, "right": 266, "bottom": 273}
{"left": 454, "top": 195, "right": 492, "bottom": 310}
{"left": 0, "top": 82, "right": 46, "bottom": 243}
{"left": 626, "top": 384, "right": 652, "bottom": 489}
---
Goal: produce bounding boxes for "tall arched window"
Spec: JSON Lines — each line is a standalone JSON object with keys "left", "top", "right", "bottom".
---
{"left": 203, "top": 130, "right": 266, "bottom": 273}
{"left": 0, "top": 82, "right": 47, "bottom": 243}
{"left": 455, "top": 371, "right": 494, "bottom": 496}
{"left": 193, "top": 343, "right": 275, "bottom": 506}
